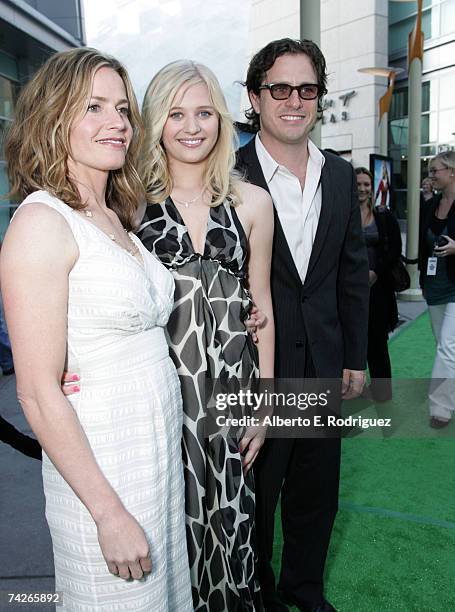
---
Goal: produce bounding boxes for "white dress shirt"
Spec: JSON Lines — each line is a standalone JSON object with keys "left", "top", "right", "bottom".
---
{"left": 255, "top": 134, "right": 325, "bottom": 283}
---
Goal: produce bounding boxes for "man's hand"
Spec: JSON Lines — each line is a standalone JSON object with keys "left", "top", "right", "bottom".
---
{"left": 341, "top": 369, "right": 365, "bottom": 400}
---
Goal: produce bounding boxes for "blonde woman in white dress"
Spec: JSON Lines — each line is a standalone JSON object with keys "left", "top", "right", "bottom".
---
{"left": 0, "top": 48, "right": 192, "bottom": 611}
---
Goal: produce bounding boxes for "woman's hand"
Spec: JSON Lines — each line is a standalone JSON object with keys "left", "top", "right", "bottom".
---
{"left": 239, "top": 424, "right": 266, "bottom": 474}
{"left": 434, "top": 235, "right": 455, "bottom": 257}
{"left": 245, "top": 306, "right": 267, "bottom": 344}
{"left": 96, "top": 508, "right": 152, "bottom": 580}
{"left": 61, "top": 372, "right": 80, "bottom": 396}
{"left": 368, "top": 270, "right": 378, "bottom": 287}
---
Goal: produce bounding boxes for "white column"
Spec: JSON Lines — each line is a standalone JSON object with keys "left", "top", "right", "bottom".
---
{"left": 401, "top": 56, "right": 423, "bottom": 300}
{"left": 300, "top": 0, "right": 321, "bottom": 147}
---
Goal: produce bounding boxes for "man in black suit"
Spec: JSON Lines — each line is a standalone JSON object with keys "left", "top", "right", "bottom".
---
{"left": 237, "top": 39, "right": 369, "bottom": 612}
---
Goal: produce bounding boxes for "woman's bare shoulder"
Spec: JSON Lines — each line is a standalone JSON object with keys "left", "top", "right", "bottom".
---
{"left": 236, "top": 180, "right": 272, "bottom": 209}
{"left": 12, "top": 200, "right": 69, "bottom": 222}
{"left": 4, "top": 202, "right": 78, "bottom": 267}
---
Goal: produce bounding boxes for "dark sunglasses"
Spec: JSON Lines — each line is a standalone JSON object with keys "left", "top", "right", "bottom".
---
{"left": 259, "top": 83, "right": 320, "bottom": 100}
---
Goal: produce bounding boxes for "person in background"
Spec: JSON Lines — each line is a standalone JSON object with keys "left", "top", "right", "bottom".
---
{"left": 356, "top": 167, "right": 402, "bottom": 401}
{"left": 0, "top": 298, "right": 14, "bottom": 376}
{"left": 421, "top": 176, "right": 435, "bottom": 206}
{"left": 0, "top": 240, "right": 14, "bottom": 376}
{"left": 0, "top": 48, "right": 192, "bottom": 610}
{"left": 419, "top": 151, "right": 455, "bottom": 428}
{"left": 137, "top": 60, "right": 275, "bottom": 611}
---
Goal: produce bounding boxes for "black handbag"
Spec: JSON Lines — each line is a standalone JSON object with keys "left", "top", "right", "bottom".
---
{"left": 391, "top": 255, "right": 410, "bottom": 292}
{"left": 378, "top": 207, "right": 410, "bottom": 292}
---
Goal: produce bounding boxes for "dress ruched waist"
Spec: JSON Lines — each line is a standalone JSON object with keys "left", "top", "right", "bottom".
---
{"left": 67, "top": 327, "right": 170, "bottom": 382}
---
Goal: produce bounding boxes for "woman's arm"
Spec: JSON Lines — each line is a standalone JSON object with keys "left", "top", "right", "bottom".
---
{"left": 246, "top": 195, "right": 275, "bottom": 378}
{"left": 236, "top": 182, "right": 275, "bottom": 472}
{"left": 0, "top": 204, "right": 151, "bottom": 580}
{"left": 236, "top": 182, "right": 275, "bottom": 378}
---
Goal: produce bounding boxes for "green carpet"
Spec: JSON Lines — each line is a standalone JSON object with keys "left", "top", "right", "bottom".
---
{"left": 272, "top": 312, "right": 455, "bottom": 611}
{"left": 389, "top": 311, "right": 435, "bottom": 378}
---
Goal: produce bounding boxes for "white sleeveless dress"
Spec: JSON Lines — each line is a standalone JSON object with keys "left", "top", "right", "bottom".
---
{"left": 18, "top": 191, "right": 193, "bottom": 611}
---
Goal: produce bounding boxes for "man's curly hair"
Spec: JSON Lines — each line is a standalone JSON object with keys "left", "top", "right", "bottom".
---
{"left": 245, "top": 38, "right": 328, "bottom": 131}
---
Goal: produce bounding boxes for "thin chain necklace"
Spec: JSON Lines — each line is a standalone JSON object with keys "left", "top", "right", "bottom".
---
{"left": 82, "top": 207, "right": 140, "bottom": 257}
{"left": 171, "top": 188, "right": 205, "bottom": 208}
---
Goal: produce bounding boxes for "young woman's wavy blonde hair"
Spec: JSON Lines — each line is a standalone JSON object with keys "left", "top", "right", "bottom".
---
{"left": 141, "top": 60, "right": 240, "bottom": 207}
{"left": 5, "top": 47, "right": 144, "bottom": 230}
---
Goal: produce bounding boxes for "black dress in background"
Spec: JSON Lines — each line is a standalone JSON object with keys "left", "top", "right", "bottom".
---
{"left": 364, "top": 207, "right": 402, "bottom": 401}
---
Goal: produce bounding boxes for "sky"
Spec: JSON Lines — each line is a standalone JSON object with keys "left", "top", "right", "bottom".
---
{"left": 83, "top": 0, "right": 252, "bottom": 120}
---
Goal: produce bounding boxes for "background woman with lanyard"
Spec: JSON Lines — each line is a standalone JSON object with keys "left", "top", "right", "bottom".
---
{"left": 419, "top": 151, "right": 455, "bottom": 428}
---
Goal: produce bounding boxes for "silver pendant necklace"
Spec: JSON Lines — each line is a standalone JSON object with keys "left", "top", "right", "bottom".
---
{"left": 172, "top": 189, "right": 205, "bottom": 208}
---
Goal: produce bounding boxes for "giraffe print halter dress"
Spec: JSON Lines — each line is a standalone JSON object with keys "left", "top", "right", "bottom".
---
{"left": 138, "top": 197, "right": 261, "bottom": 611}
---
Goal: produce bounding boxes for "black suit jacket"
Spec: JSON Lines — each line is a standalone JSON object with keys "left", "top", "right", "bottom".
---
{"left": 236, "top": 138, "right": 369, "bottom": 378}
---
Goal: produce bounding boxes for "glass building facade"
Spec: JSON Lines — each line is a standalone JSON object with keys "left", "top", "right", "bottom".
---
{"left": 0, "top": 0, "right": 85, "bottom": 239}
{"left": 0, "top": 59, "right": 19, "bottom": 239}
{"left": 388, "top": 0, "right": 455, "bottom": 216}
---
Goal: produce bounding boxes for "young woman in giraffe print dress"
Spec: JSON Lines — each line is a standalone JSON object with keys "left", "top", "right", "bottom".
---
{"left": 137, "top": 61, "right": 275, "bottom": 611}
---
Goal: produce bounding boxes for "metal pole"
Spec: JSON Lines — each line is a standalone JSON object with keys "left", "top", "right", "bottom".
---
{"left": 402, "top": 55, "right": 423, "bottom": 299}
{"left": 300, "top": 0, "right": 321, "bottom": 147}
{"left": 400, "top": 0, "right": 423, "bottom": 300}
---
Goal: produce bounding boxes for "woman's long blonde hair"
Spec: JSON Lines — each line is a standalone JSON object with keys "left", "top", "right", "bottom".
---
{"left": 141, "top": 60, "right": 240, "bottom": 207}
{"left": 5, "top": 47, "right": 145, "bottom": 230}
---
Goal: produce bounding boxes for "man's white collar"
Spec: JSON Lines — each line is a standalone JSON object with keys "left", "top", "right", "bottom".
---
{"left": 255, "top": 133, "right": 325, "bottom": 184}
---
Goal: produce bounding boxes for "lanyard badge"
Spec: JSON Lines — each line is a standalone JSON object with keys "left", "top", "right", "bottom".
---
{"left": 427, "top": 256, "right": 437, "bottom": 275}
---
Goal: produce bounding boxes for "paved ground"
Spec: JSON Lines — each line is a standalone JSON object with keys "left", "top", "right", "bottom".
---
{"left": 0, "top": 373, "right": 54, "bottom": 611}
{"left": 393, "top": 296, "right": 427, "bottom": 333}
{"left": 0, "top": 299, "right": 428, "bottom": 611}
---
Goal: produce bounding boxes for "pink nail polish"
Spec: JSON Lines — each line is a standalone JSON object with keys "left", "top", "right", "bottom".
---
{"left": 72, "top": 374, "right": 80, "bottom": 381}
{"left": 73, "top": 385, "right": 80, "bottom": 392}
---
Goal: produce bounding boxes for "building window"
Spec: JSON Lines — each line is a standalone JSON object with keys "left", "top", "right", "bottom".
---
{"left": 0, "top": 75, "right": 19, "bottom": 240}
{"left": 389, "top": 1, "right": 432, "bottom": 54}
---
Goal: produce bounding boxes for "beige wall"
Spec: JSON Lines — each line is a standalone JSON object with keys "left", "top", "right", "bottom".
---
{"left": 321, "top": 0, "right": 388, "bottom": 165}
